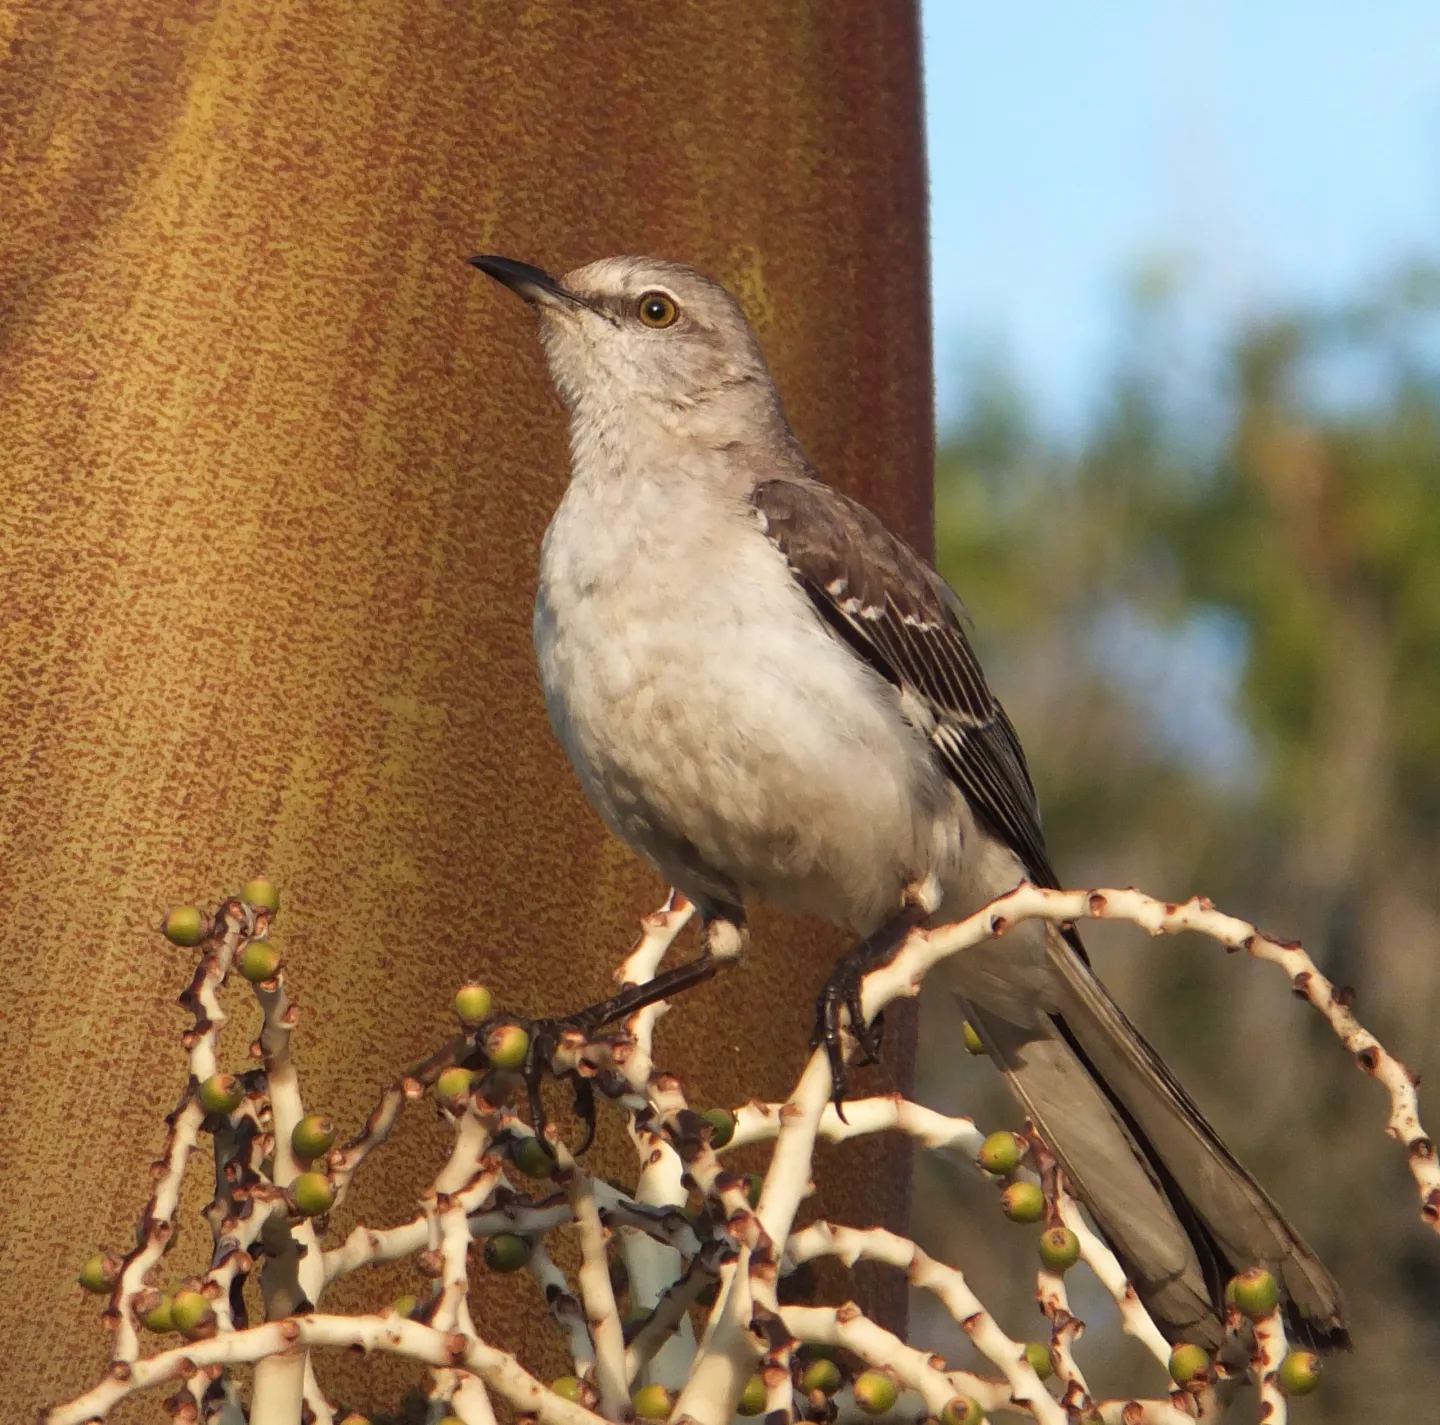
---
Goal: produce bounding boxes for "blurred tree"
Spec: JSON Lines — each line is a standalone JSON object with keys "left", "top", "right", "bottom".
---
{"left": 914, "top": 261, "right": 1440, "bottom": 1421}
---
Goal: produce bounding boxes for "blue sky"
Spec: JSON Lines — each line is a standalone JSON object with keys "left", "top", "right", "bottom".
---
{"left": 922, "top": 1, "right": 1440, "bottom": 434}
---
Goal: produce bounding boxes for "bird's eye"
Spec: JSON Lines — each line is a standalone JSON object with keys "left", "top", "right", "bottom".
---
{"left": 637, "top": 291, "right": 679, "bottom": 328}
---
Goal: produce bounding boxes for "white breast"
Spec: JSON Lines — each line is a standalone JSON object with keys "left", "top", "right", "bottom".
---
{"left": 533, "top": 462, "right": 962, "bottom": 932}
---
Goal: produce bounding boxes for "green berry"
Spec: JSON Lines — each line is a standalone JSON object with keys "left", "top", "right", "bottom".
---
{"left": 141, "top": 1292, "right": 175, "bottom": 1333}
{"left": 435, "top": 1066, "right": 474, "bottom": 1101}
{"left": 171, "top": 1287, "right": 215, "bottom": 1337}
{"left": 512, "top": 1135, "right": 555, "bottom": 1178}
{"left": 1023, "top": 1343, "right": 1052, "bottom": 1380}
{"left": 1229, "top": 1266, "right": 1280, "bottom": 1319}
{"left": 999, "top": 1182, "right": 1045, "bottom": 1223}
{"left": 744, "top": 1172, "right": 763, "bottom": 1207}
{"left": 1168, "top": 1344, "right": 1210, "bottom": 1386}
{"left": 392, "top": 1294, "right": 419, "bottom": 1319}
{"left": 163, "top": 906, "right": 207, "bottom": 947}
{"left": 1038, "top": 1225, "right": 1081, "bottom": 1272}
{"left": 551, "top": 1377, "right": 586, "bottom": 1404}
{"left": 853, "top": 1369, "right": 899, "bottom": 1415}
{"left": 292, "top": 1171, "right": 334, "bottom": 1216}
{"left": 632, "top": 1384, "right": 671, "bottom": 1420}
{"left": 198, "top": 1073, "right": 244, "bottom": 1116}
{"left": 737, "top": 1374, "right": 767, "bottom": 1416}
{"left": 977, "top": 1131, "right": 1025, "bottom": 1175}
{"left": 237, "top": 941, "right": 282, "bottom": 981}
{"left": 242, "top": 878, "right": 280, "bottom": 912}
{"left": 483, "top": 1233, "right": 529, "bottom": 1272}
{"left": 78, "top": 1253, "right": 119, "bottom": 1294}
{"left": 962, "top": 1021, "right": 986, "bottom": 1055}
{"left": 454, "top": 983, "right": 494, "bottom": 1026}
{"left": 485, "top": 1022, "right": 530, "bottom": 1070}
{"left": 699, "top": 1107, "right": 736, "bottom": 1148}
{"left": 800, "top": 1358, "right": 842, "bottom": 1395}
{"left": 291, "top": 1115, "right": 336, "bottom": 1161}
{"left": 1277, "top": 1350, "right": 1322, "bottom": 1396}
{"left": 941, "top": 1398, "right": 985, "bottom": 1425}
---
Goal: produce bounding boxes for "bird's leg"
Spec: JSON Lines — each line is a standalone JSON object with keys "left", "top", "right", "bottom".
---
{"left": 812, "top": 881, "right": 937, "bottom": 1112}
{"left": 507, "top": 909, "right": 747, "bottom": 1153}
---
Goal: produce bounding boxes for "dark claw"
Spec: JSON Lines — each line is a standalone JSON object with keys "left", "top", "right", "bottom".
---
{"left": 571, "top": 1072, "right": 597, "bottom": 1155}
{"left": 500, "top": 951, "right": 729, "bottom": 1155}
{"left": 811, "top": 905, "right": 929, "bottom": 1113}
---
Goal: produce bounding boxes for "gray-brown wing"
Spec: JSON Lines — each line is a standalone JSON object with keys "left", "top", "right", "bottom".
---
{"left": 750, "top": 475, "right": 1058, "bottom": 889}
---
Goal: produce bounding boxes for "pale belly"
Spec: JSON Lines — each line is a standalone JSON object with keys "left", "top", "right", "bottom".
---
{"left": 533, "top": 499, "right": 962, "bottom": 931}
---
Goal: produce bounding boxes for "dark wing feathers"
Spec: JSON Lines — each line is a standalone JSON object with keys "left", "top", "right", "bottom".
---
{"left": 751, "top": 476, "right": 1058, "bottom": 889}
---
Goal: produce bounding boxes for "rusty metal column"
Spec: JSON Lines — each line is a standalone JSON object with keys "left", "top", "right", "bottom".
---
{"left": 0, "top": 1, "right": 932, "bottom": 1409}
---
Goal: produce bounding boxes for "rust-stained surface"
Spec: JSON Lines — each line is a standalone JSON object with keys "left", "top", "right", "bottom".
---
{"left": 0, "top": 0, "right": 932, "bottom": 1413}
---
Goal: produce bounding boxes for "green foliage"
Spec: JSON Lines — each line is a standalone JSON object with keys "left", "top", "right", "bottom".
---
{"left": 924, "top": 258, "right": 1440, "bottom": 1417}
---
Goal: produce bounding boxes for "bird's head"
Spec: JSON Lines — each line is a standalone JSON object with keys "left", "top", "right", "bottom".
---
{"left": 470, "top": 254, "right": 789, "bottom": 443}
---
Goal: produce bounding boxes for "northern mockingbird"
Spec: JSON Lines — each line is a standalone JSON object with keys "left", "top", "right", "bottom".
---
{"left": 469, "top": 253, "right": 1347, "bottom": 1353}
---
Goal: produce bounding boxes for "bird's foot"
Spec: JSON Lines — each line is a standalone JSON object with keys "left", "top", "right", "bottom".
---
{"left": 811, "top": 894, "right": 934, "bottom": 1114}
{"left": 499, "top": 948, "right": 731, "bottom": 1155}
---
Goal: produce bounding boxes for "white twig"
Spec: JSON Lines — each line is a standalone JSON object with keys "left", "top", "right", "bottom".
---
{"left": 729, "top": 1094, "right": 986, "bottom": 1158}
{"left": 557, "top": 1145, "right": 629, "bottom": 1420}
{"left": 530, "top": 1239, "right": 596, "bottom": 1374}
{"left": 785, "top": 1223, "right": 1064, "bottom": 1425}
{"left": 110, "top": 902, "right": 251, "bottom": 1363}
{"left": 896, "top": 884, "right": 1438, "bottom": 1235}
{"left": 45, "top": 1313, "right": 605, "bottom": 1425}
{"left": 1252, "top": 1308, "right": 1290, "bottom": 1425}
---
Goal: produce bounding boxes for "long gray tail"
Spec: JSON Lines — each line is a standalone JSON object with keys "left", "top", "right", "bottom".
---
{"left": 954, "top": 922, "right": 1349, "bottom": 1352}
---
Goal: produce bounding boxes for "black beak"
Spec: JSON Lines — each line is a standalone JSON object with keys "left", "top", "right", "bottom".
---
{"left": 468, "top": 255, "right": 581, "bottom": 309}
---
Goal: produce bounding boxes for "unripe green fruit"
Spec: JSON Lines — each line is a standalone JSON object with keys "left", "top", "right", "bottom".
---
{"left": 1168, "top": 1344, "right": 1210, "bottom": 1386}
{"left": 291, "top": 1115, "right": 336, "bottom": 1161}
{"left": 853, "top": 1369, "right": 899, "bottom": 1415}
{"left": 485, "top": 1022, "right": 530, "bottom": 1070}
{"left": 454, "top": 983, "right": 494, "bottom": 1026}
{"left": 512, "top": 1136, "right": 555, "bottom": 1179}
{"left": 142, "top": 1292, "right": 175, "bottom": 1333}
{"left": 941, "top": 1397, "right": 985, "bottom": 1425}
{"left": 737, "top": 1374, "right": 767, "bottom": 1416}
{"left": 292, "top": 1171, "right": 334, "bottom": 1216}
{"left": 242, "top": 878, "right": 280, "bottom": 912}
{"left": 78, "top": 1253, "right": 119, "bottom": 1294}
{"left": 1229, "top": 1266, "right": 1280, "bottom": 1319}
{"left": 1277, "top": 1350, "right": 1322, "bottom": 1396}
{"left": 392, "top": 1294, "right": 419, "bottom": 1319}
{"left": 699, "top": 1107, "right": 736, "bottom": 1148}
{"left": 1023, "top": 1343, "right": 1052, "bottom": 1380}
{"left": 198, "top": 1073, "right": 244, "bottom": 1116}
{"left": 237, "top": 941, "right": 282, "bottom": 982}
{"left": 551, "top": 1377, "right": 586, "bottom": 1404}
{"left": 1038, "top": 1225, "right": 1081, "bottom": 1272}
{"left": 1000, "top": 1182, "right": 1045, "bottom": 1223}
{"left": 435, "top": 1066, "right": 474, "bottom": 1101}
{"left": 163, "top": 906, "right": 207, "bottom": 947}
{"left": 962, "top": 1021, "right": 986, "bottom": 1055}
{"left": 977, "top": 1131, "right": 1025, "bottom": 1175}
{"left": 744, "top": 1172, "right": 763, "bottom": 1207}
{"left": 171, "top": 1287, "right": 215, "bottom": 1337}
{"left": 632, "top": 1384, "right": 672, "bottom": 1420}
{"left": 436, "top": 1418, "right": 466, "bottom": 1425}
{"left": 483, "top": 1233, "right": 530, "bottom": 1272}
{"left": 800, "top": 1358, "right": 842, "bottom": 1395}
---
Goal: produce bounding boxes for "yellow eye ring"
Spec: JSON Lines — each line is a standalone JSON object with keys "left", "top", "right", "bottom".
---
{"left": 637, "top": 291, "right": 679, "bottom": 328}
